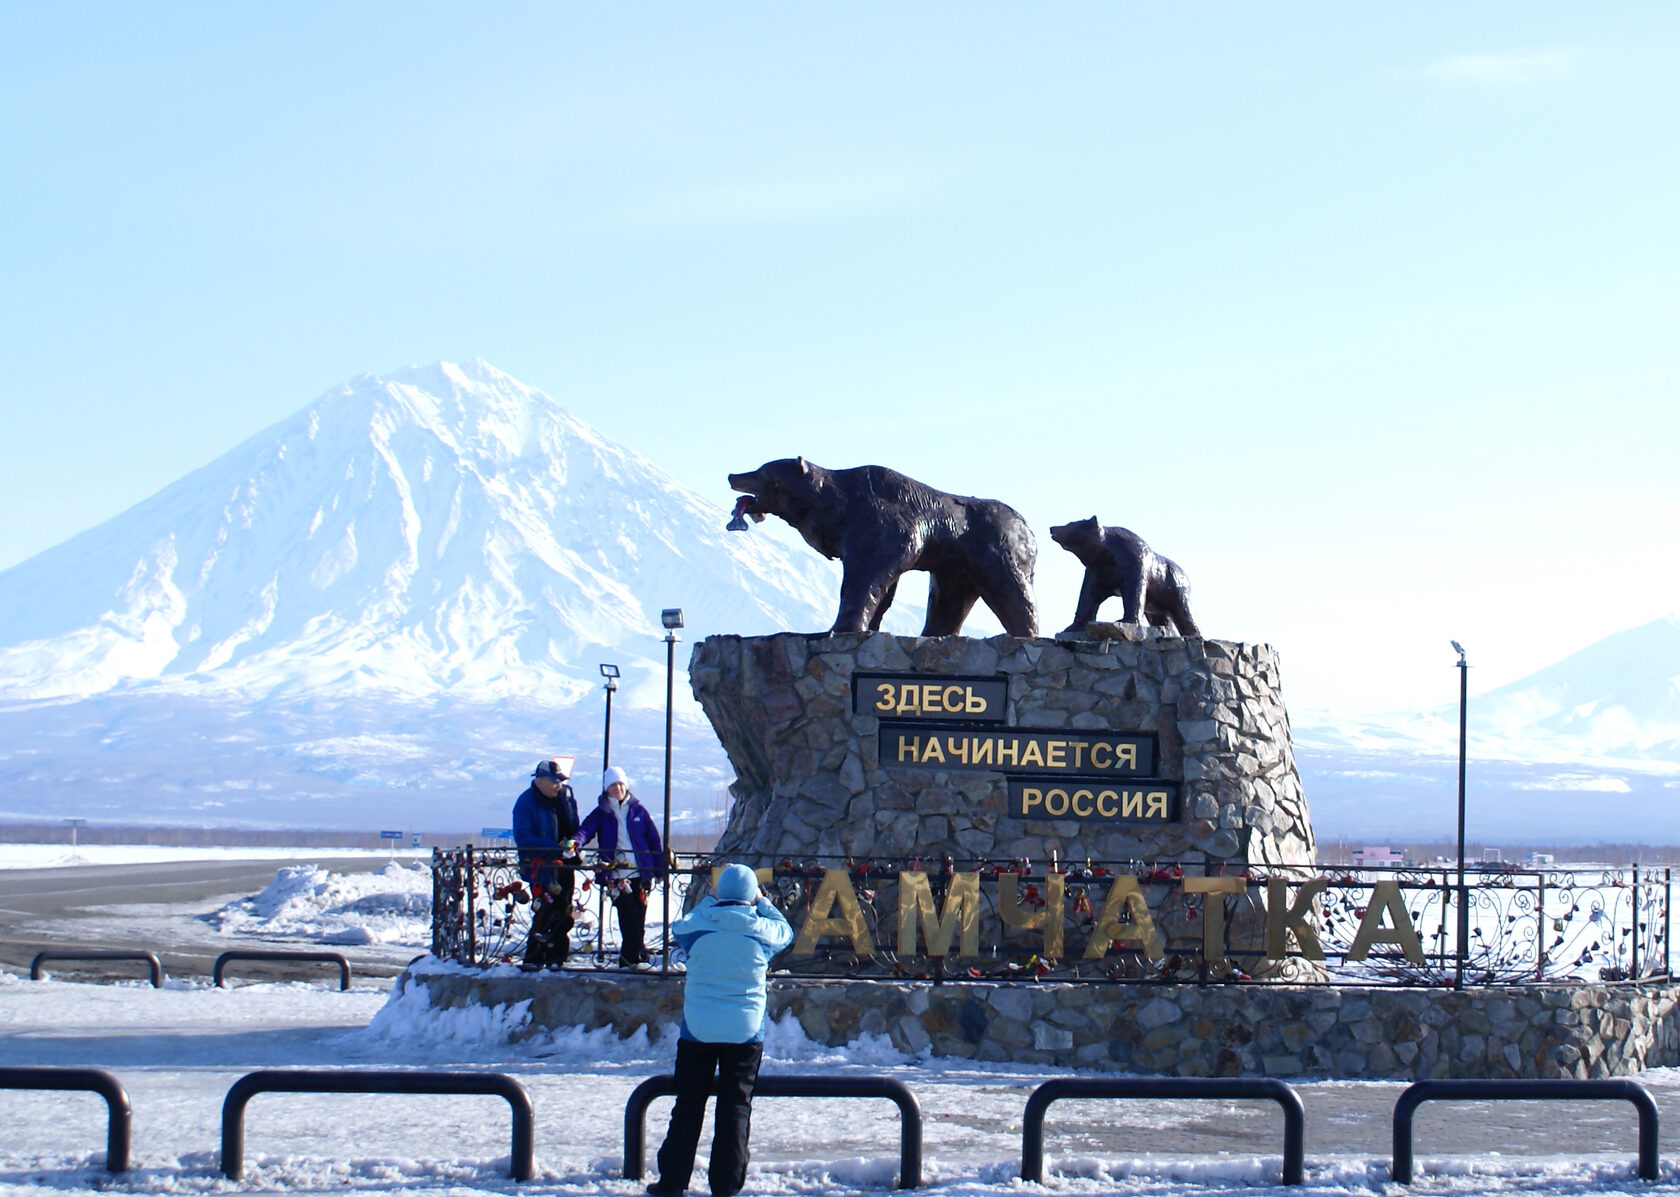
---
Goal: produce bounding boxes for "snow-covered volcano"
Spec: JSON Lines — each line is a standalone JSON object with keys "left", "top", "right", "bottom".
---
{"left": 0, "top": 361, "right": 860, "bottom": 829}
{"left": 1290, "top": 614, "right": 1680, "bottom": 844}
{"left": 0, "top": 360, "right": 839, "bottom": 706}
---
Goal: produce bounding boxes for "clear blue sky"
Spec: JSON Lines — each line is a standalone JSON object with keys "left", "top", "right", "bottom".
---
{"left": 3, "top": 5, "right": 1676, "bottom": 718}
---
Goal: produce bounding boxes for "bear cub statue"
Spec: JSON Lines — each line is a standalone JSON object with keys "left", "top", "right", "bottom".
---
{"left": 1050, "top": 517, "right": 1199, "bottom": 638}
{"left": 727, "top": 457, "right": 1038, "bottom": 637}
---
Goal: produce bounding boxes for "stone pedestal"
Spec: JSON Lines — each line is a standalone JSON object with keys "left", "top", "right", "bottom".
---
{"left": 691, "top": 628, "right": 1314, "bottom": 871}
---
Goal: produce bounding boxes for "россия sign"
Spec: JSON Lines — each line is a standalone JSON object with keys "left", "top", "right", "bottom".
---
{"left": 1006, "top": 778, "right": 1180, "bottom": 822}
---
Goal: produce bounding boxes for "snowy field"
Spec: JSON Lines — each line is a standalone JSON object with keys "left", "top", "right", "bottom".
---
{"left": 3, "top": 859, "right": 1678, "bottom": 1196}
{"left": 0, "top": 844, "right": 429, "bottom": 870}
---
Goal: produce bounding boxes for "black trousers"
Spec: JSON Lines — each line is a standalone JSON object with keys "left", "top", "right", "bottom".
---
{"left": 615, "top": 877, "right": 650, "bottom": 965}
{"left": 655, "top": 1037, "right": 763, "bottom": 1197}
{"left": 523, "top": 869, "right": 574, "bottom": 966}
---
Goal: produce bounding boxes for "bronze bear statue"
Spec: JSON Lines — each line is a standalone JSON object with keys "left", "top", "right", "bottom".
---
{"left": 1050, "top": 516, "right": 1199, "bottom": 637}
{"left": 728, "top": 457, "right": 1038, "bottom": 637}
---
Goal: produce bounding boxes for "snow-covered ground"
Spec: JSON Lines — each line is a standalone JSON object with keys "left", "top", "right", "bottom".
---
{"left": 3, "top": 860, "right": 1678, "bottom": 1195}
{"left": 3, "top": 971, "right": 1678, "bottom": 1196}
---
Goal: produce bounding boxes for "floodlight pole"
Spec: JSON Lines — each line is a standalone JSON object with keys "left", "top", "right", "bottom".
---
{"left": 1454, "top": 645, "right": 1469, "bottom": 991}
{"left": 662, "top": 629, "right": 679, "bottom": 975}
{"left": 601, "top": 668, "right": 619, "bottom": 770}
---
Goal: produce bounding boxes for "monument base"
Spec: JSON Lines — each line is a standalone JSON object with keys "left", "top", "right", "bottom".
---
{"left": 398, "top": 961, "right": 1680, "bottom": 1080}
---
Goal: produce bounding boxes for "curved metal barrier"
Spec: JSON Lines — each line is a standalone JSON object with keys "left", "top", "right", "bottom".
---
{"left": 1392, "top": 1078, "right": 1659, "bottom": 1183}
{"left": 213, "top": 950, "right": 352, "bottom": 990}
{"left": 625, "top": 1073, "right": 923, "bottom": 1189}
{"left": 1021, "top": 1076, "right": 1306, "bottom": 1186}
{"left": 220, "top": 1069, "right": 535, "bottom": 1181}
{"left": 0, "top": 1067, "right": 132, "bottom": 1172}
{"left": 29, "top": 950, "right": 163, "bottom": 988}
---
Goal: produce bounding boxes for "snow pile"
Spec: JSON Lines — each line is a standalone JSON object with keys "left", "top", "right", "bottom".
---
{"left": 364, "top": 972, "right": 906, "bottom": 1067}
{"left": 365, "top": 968, "right": 682, "bottom": 1064}
{"left": 205, "top": 861, "right": 431, "bottom": 946}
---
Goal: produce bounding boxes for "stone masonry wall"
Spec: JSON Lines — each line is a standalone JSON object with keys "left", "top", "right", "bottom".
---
{"left": 402, "top": 963, "right": 1680, "bottom": 1081}
{"left": 691, "top": 628, "right": 1313, "bottom": 871}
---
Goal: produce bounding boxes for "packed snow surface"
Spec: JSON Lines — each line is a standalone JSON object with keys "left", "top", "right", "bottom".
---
{"left": 3, "top": 968, "right": 1678, "bottom": 1196}
{"left": 2, "top": 860, "right": 1677, "bottom": 1193}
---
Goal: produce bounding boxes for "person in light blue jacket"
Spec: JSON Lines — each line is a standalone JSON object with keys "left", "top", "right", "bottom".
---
{"left": 647, "top": 863, "right": 792, "bottom": 1197}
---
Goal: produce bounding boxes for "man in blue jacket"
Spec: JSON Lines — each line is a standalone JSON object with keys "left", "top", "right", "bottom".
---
{"left": 512, "top": 756, "right": 580, "bottom": 969}
{"left": 647, "top": 863, "right": 792, "bottom": 1197}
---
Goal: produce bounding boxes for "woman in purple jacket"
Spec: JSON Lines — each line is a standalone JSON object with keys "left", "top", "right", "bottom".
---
{"left": 578, "top": 766, "right": 666, "bottom": 967}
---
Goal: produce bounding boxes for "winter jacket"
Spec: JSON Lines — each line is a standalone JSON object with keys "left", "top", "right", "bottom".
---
{"left": 512, "top": 783, "right": 579, "bottom": 891}
{"left": 578, "top": 791, "right": 666, "bottom": 881}
{"left": 672, "top": 895, "right": 793, "bottom": 1043}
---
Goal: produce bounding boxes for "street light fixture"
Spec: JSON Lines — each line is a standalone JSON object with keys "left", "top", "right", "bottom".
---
{"left": 660, "top": 609, "right": 684, "bottom": 975}
{"left": 599, "top": 663, "right": 620, "bottom": 770}
{"left": 1452, "top": 641, "right": 1469, "bottom": 990}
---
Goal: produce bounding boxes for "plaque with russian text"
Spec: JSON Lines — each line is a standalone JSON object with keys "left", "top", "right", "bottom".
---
{"left": 852, "top": 673, "right": 1008, "bottom": 722}
{"left": 1006, "top": 778, "right": 1181, "bottom": 822}
{"left": 879, "top": 725, "right": 1157, "bottom": 775}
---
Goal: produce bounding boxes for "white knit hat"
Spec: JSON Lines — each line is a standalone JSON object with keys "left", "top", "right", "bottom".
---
{"left": 603, "top": 765, "right": 630, "bottom": 791}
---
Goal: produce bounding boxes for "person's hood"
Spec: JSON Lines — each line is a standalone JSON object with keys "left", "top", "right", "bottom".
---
{"left": 696, "top": 900, "right": 760, "bottom": 933}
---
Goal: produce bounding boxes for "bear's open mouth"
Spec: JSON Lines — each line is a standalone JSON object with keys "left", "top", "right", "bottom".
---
{"left": 726, "top": 474, "right": 767, "bottom": 522}
{"left": 728, "top": 493, "right": 765, "bottom": 524}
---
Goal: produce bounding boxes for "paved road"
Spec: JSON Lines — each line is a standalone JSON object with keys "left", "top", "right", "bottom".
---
{"left": 0, "top": 857, "right": 419, "bottom": 981}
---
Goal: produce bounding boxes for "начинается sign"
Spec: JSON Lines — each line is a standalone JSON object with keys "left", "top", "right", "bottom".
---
{"left": 878, "top": 726, "right": 1158, "bottom": 775}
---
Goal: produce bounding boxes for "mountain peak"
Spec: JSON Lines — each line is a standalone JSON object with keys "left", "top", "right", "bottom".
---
{"left": 0, "top": 362, "right": 840, "bottom": 703}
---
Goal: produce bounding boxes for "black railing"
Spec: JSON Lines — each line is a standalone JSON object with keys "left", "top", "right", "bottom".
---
{"left": 220, "top": 1069, "right": 535, "bottom": 1181}
{"left": 1021, "top": 1077, "right": 1305, "bottom": 1185}
{"left": 1392, "top": 1079, "right": 1660, "bottom": 1183}
{"left": 213, "top": 950, "right": 352, "bottom": 990}
{"left": 624, "top": 1073, "right": 923, "bottom": 1189}
{"left": 30, "top": 950, "right": 164, "bottom": 988}
{"left": 433, "top": 849, "right": 1672, "bottom": 987}
{"left": 0, "top": 1067, "right": 132, "bottom": 1173}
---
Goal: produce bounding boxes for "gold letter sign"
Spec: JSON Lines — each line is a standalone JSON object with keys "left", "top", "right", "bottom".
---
{"left": 897, "top": 871, "right": 981, "bottom": 957}
{"left": 1083, "top": 876, "right": 1164, "bottom": 962}
{"left": 1345, "top": 880, "right": 1425, "bottom": 963}
{"left": 997, "top": 872, "right": 1065, "bottom": 959}
{"left": 792, "top": 867, "right": 875, "bottom": 956}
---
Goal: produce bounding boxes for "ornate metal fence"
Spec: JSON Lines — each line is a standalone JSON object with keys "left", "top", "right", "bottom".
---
{"left": 431, "top": 848, "right": 1671, "bottom": 986}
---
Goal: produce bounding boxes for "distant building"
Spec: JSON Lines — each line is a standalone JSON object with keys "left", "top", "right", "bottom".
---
{"left": 1352, "top": 845, "right": 1404, "bottom": 867}
{"left": 1526, "top": 851, "right": 1555, "bottom": 866}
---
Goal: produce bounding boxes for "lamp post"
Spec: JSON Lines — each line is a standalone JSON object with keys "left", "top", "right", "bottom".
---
{"left": 1452, "top": 640, "right": 1469, "bottom": 990}
{"left": 659, "top": 608, "right": 684, "bottom": 975}
{"left": 599, "top": 663, "right": 620, "bottom": 769}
